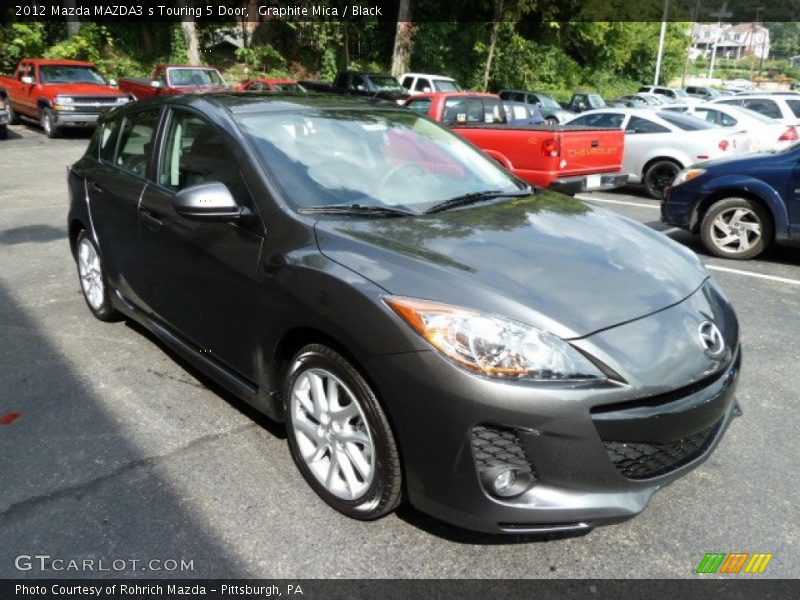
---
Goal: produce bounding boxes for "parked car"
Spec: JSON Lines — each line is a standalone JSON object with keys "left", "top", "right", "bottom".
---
{"left": 299, "top": 70, "right": 409, "bottom": 104}
{"left": 710, "top": 94, "right": 800, "bottom": 127}
{"left": 724, "top": 79, "right": 755, "bottom": 93}
{"left": 497, "top": 89, "right": 574, "bottom": 124}
{"left": 0, "top": 96, "right": 8, "bottom": 139}
{"left": 564, "top": 92, "right": 607, "bottom": 113}
{"left": 638, "top": 85, "right": 701, "bottom": 105}
{"left": 664, "top": 147, "right": 800, "bottom": 259}
{"left": 405, "top": 92, "right": 627, "bottom": 193}
{"left": 609, "top": 95, "right": 649, "bottom": 108}
{"left": 119, "top": 65, "right": 229, "bottom": 100}
{"left": 662, "top": 103, "right": 797, "bottom": 152}
{"left": 502, "top": 101, "right": 545, "bottom": 125}
{"left": 68, "top": 92, "right": 742, "bottom": 533}
{"left": 633, "top": 93, "right": 670, "bottom": 107}
{"left": 685, "top": 85, "right": 723, "bottom": 100}
{"left": 237, "top": 78, "right": 304, "bottom": 92}
{"left": 400, "top": 72, "right": 461, "bottom": 95}
{"left": 0, "top": 58, "right": 130, "bottom": 138}
{"left": 566, "top": 109, "right": 751, "bottom": 198}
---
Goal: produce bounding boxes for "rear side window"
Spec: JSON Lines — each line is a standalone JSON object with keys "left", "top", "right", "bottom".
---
{"left": 658, "top": 112, "right": 716, "bottom": 131}
{"left": 115, "top": 109, "right": 161, "bottom": 177}
{"left": 401, "top": 76, "right": 413, "bottom": 89}
{"left": 406, "top": 98, "right": 432, "bottom": 115}
{"left": 443, "top": 97, "right": 484, "bottom": 124}
{"left": 784, "top": 99, "right": 800, "bottom": 118}
{"left": 693, "top": 109, "right": 737, "bottom": 127}
{"left": 482, "top": 98, "right": 506, "bottom": 123}
{"left": 569, "top": 113, "right": 625, "bottom": 128}
{"left": 98, "top": 116, "right": 122, "bottom": 162}
{"left": 627, "top": 115, "right": 670, "bottom": 134}
{"left": 742, "top": 99, "right": 781, "bottom": 119}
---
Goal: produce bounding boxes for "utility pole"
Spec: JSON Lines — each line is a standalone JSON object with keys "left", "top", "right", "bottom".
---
{"left": 681, "top": 0, "right": 701, "bottom": 89}
{"left": 708, "top": 2, "right": 733, "bottom": 81}
{"left": 654, "top": 0, "right": 671, "bottom": 86}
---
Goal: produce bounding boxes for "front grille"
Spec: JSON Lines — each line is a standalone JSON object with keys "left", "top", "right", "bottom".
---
{"left": 71, "top": 96, "right": 120, "bottom": 105}
{"left": 471, "top": 425, "right": 536, "bottom": 476}
{"left": 603, "top": 421, "right": 721, "bottom": 480}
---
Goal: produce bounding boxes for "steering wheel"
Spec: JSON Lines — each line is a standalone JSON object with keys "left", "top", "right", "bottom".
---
{"left": 377, "top": 161, "right": 429, "bottom": 192}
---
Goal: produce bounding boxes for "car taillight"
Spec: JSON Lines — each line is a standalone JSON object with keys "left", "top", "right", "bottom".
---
{"left": 779, "top": 126, "right": 798, "bottom": 141}
{"left": 542, "top": 138, "right": 560, "bottom": 157}
{"left": 718, "top": 139, "right": 729, "bottom": 151}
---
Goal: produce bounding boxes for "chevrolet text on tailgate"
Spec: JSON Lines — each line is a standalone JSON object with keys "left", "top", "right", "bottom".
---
{"left": 405, "top": 92, "right": 627, "bottom": 193}
{"left": 67, "top": 93, "right": 741, "bottom": 534}
{"left": 0, "top": 59, "right": 131, "bottom": 138}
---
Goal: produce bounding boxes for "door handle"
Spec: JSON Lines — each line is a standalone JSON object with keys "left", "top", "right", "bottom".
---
{"left": 591, "top": 140, "right": 600, "bottom": 147}
{"left": 141, "top": 209, "right": 163, "bottom": 227}
{"left": 90, "top": 181, "right": 103, "bottom": 193}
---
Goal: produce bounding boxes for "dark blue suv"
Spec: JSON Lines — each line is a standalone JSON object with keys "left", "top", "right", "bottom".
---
{"left": 663, "top": 146, "right": 800, "bottom": 259}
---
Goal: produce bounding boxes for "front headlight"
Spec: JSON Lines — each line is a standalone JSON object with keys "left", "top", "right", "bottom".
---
{"left": 54, "top": 95, "right": 74, "bottom": 104}
{"left": 385, "top": 297, "right": 605, "bottom": 381}
{"left": 116, "top": 96, "right": 131, "bottom": 104}
{"left": 672, "top": 168, "right": 705, "bottom": 187}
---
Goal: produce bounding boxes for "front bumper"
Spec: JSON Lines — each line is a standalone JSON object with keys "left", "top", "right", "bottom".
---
{"left": 662, "top": 183, "right": 700, "bottom": 231}
{"left": 366, "top": 283, "right": 741, "bottom": 534}
{"left": 550, "top": 172, "right": 628, "bottom": 196}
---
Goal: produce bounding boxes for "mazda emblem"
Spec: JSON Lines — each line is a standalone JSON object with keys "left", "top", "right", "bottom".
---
{"left": 698, "top": 321, "right": 725, "bottom": 358}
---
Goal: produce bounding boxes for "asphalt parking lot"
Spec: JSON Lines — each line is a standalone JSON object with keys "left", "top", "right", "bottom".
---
{"left": 1, "top": 122, "right": 798, "bottom": 579}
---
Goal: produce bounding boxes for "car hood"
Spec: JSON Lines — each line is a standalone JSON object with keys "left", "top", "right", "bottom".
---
{"left": 695, "top": 149, "right": 790, "bottom": 171}
{"left": 43, "top": 83, "right": 125, "bottom": 97}
{"left": 313, "top": 192, "right": 708, "bottom": 339}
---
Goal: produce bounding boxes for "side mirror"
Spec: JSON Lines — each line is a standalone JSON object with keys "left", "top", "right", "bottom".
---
{"left": 173, "top": 182, "right": 240, "bottom": 222}
{"left": 21, "top": 76, "right": 34, "bottom": 85}
{"left": 151, "top": 80, "right": 163, "bottom": 89}
{"left": 108, "top": 78, "right": 118, "bottom": 87}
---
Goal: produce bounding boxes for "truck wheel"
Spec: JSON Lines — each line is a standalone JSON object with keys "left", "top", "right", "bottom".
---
{"left": 700, "top": 197, "right": 771, "bottom": 260}
{"left": 6, "top": 102, "right": 21, "bottom": 125}
{"left": 643, "top": 159, "right": 680, "bottom": 199}
{"left": 41, "top": 108, "right": 60, "bottom": 138}
{"left": 0, "top": 125, "right": 7, "bottom": 140}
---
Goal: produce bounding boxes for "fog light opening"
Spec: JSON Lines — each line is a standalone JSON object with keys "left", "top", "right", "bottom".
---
{"left": 482, "top": 465, "right": 534, "bottom": 498}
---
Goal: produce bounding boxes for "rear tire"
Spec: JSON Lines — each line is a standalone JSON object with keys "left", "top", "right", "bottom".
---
{"left": 283, "top": 344, "right": 402, "bottom": 521}
{"left": 75, "top": 231, "right": 120, "bottom": 321}
{"left": 643, "top": 159, "right": 680, "bottom": 199}
{"left": 700, "top": 197, "right": 771, "bottom": 260}
{"left": 41, "top": 107, "right": 60, "bottom": 138}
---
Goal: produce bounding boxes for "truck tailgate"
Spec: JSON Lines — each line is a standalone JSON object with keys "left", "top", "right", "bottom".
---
{"left": 556, "top": 127, "right": 625, "bottom": 177}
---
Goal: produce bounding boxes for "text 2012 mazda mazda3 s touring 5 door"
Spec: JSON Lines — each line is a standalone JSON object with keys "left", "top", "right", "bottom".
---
{"left": 67, "top": 94, "right": 741, "bottom": 534}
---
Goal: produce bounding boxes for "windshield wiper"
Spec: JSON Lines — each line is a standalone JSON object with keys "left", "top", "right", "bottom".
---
{"left": 423, "top": 190, "right": 530, "bottom": 214}
{"left": 298, "top": 204, "right": 416, "bottom": 217}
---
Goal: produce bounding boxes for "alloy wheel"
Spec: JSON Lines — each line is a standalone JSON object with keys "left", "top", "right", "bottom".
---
{"left": 77, "top": 237, "right": 105, "bottom": 310}
{"left": 289, "top": 368, "right": 375, "bottom": 500}
{"left": 710, "top": 206, "right": 762, "bottom": 254}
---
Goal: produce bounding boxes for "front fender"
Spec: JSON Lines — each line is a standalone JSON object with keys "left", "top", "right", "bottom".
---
{"left": 694, "top": 175, "right": 789, "bottom": 240}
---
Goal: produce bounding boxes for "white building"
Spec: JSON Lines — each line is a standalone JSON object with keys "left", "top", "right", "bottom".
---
{"left": 692, "top": 22, "right": 770, "bottom": 60}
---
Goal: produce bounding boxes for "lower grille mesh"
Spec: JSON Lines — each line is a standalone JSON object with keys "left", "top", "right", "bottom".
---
{"left": 603, "top": 422, "right": 721, "bottom": 480}
{"left": 471, "top": 425, "right": 535, "bottom": 476}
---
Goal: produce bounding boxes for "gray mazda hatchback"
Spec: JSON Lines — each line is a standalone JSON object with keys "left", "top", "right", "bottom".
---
{"left": 68, "top": 94, "right": 741, "bottom": 534}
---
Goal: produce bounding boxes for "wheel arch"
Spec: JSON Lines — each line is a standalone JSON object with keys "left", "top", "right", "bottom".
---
{"left": 37, "top": 97, "right": 52, "bottom": 111}
{"left": 641, "top": 155, "right": 683, "bottom": 180}
{"left": 68, "top": 218, "right": 87, "bottom": 257}
{"left": 691, "top": 183, "right": 786, "bottom": 239}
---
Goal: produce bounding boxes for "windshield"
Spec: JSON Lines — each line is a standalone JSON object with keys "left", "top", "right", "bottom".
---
{"left": 237, "top": 109, "right": 523, "bottom": 212}
{"left": 673, "top": 89, "right": 689, "bottom": 97}
{"left": 39, "top": 65, "right": 107, "bottom": 85}
{"left": 657, "top": 112, "right": 717, "bottom": 130}
{"left": 369, "top": 76, "right": 404, "bottom": 91}
{"left": 433, "top": 79, "right": 460, "bottom": 92}
{"left": 167, "top": 68, "right": 226, "bottom": 87}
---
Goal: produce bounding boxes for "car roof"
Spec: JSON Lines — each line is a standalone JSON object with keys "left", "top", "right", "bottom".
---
{"left": 400, "top": 73, "right": 455, "bottom": 81}
{"left": 157, "top": 92, "right": 410, "bottom": 115}
{"left": 408, "top": 92, "right": 499, "bottom": 100}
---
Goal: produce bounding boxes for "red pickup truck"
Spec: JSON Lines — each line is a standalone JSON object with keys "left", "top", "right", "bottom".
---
{"left": 0, "top": 59, "right": 130, "bottom": 138}
{"left": 406, "top": 92, "right": 627, "bottom": 193}
{"left": 119, "top": 65, "right": 229, "bottom": 100}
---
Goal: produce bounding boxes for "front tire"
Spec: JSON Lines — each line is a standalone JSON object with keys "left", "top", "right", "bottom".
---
{"left": 283, "top": 344, "right": 402, "bottom": 520}
{"left": 0, "top": 125, "right": 7, "bottom": 140}
{"left": 6, "top": 101, "right": 21, "bottom": 125}
{"left": 700, "top": 197, "right": 771, "bottom": 260}
{"left": 75, "top": 231, "right": 120, "bottom": 321}
{"left": 41, "top": 107, "right": 60, "bottom": 138}
{"left": 643, "top": 159, "right": 680, "bottom": 199}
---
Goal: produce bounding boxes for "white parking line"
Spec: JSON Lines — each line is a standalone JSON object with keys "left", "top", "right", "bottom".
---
{"left": 706, "top": 265, "right": 800, "bottom": 287}
{"left": 576, "top": 195, "right": 660, "bottom": 209}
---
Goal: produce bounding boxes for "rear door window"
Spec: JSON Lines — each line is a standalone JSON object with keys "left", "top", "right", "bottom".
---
{"left": 742, "top": 98, "right": 781, "bottom": 119}
{"left": 414, "top": 78, "right": 431, "bottom": 92}
{"left": 784, "top": 99, "right": 800, "bottom": 118}
{"left": 401, "top": 76, "right": 413, "bottom": 89}
{"left": 626, "top": 115, "right": 670, "bottom": 134}
{"left": 115, "top": 108, "right": 162, "bottom": 178}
